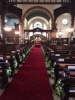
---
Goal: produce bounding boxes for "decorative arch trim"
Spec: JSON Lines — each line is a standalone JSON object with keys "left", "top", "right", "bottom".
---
{"left": 5, "top": 13, "right": 21, "bottom": 23}
{"left": 22, "top": 6, "right": 54, "bottom": 25}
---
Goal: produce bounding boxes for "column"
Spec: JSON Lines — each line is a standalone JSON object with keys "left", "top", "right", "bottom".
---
{"left": 0, "top": 16, "right": 1, "bottom": 34}
{"left": 19, "top": 23, "right": 24, "bottom": 44}
{"left": 1, "top": 1, "right": 6, "bottom": 42}
{"left": 41, "top": 32, "right": 42, "bottom": 41}
{"left": 28, "top": 32, "right": 30, "bottom": 40}
{"left": 46, "top": 32, "right": 47, "bottom": 38}
{"left": 70, "top": 2, "right": 75, "bottom": 27}
{"left": 0, "top": 16, "right": 3, "bottom": 40}
{"left": 19, "top": 23, "right": 24, "bottom": 38}
{"left": 33, "top": 32, "right": 34, "bottom": 41}
{"left": 47, "top": 32, "right": 49, "bottom": 40}
{"left": 51, "top": 23, "right": 57, "bottom": 38}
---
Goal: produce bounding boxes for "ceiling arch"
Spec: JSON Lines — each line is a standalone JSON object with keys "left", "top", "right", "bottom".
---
{"left": 26, "top": 9, "right": 50, "bottom": 21}
{"left": 5, "top": 13, "right": 21, "bottom": 23}
{"left": 22, "top": 6, "right": 54, "bottom": 24}
{"left": 28, "top": 17, "right": 48, "bottom": 29}
{"left": 28, "top": 16, "right": 48, "bottom": 25}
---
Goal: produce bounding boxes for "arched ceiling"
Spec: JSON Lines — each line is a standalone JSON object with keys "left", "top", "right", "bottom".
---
{"left": 5, "top": 13, "right": 17, "bottom": 19}
{"left": 26, "top": 10, "right": 50, "bottom": 21}
{"left": 28, "top": 16, "right": 48, "bottom": 26}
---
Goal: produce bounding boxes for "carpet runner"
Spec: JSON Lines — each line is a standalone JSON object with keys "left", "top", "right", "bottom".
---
{"left": 0, "top": 46, "right": 54, "bottom": 100}
{"left": 34, "top": 43, "right": 41, "bottom": 47}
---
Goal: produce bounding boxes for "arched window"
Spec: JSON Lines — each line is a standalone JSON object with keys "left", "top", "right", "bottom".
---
{"left": 34, "top": 22, "right": 42, "bottom": 29}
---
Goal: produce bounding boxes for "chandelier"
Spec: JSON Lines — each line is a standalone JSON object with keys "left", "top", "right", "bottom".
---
{"left": 66, "top": 27, "right": 74, "bottom": 32}
{"left": 14, "top": 31, "right": 19, "bottom": 35}
{"left": 4, "top": 26, "right": 12, "bottom": 31}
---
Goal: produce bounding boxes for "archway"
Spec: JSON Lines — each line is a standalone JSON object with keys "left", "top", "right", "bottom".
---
{"left": 23, "top": 6, "right": 53, "bottom": 42}
{"left": 22, "top": 6, "right": 54, "bottom": 25}
{"left": 3, "top": 13, "right": 21, "bottom": 44}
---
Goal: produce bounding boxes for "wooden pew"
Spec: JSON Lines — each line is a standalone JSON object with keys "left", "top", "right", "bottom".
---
{"left": 42, "top": 44, "right": 75, "bottom": 100}
{"left": 50, "top": 57, "right": 75, "bottom": 85}
{"left": 0, "top": 57, "right": 10, "bottom": 88}
{"left": 55, "top": 69, "right": 75, "bottom": 100}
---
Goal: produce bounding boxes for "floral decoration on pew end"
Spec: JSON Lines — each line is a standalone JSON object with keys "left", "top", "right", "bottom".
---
{"left": 22, "top": 53, "right": 25, "bottom": 60}
{"left": 6, "top": 65, "right": 12, "bottom": 76}
{"left": 19, "top": 55, "right": 23, "bottom": 63}
{"left": 55, "top": 79, "right": 66, "bottom": 99}
{"left": 50, "top": 67, "right": 55, "bottom": 79}
{"left": 47, "top": 60, "right": 55, "bottom": 79}
{"left": 45, "top": 56, "right": 49, "bottom": 63}
{"left": 14, "top": 59, "right": 18, "bottom": 68}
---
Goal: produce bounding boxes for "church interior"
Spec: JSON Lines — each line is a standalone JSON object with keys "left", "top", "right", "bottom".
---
{"left": 0, "top": 0, "right": 75, "bottom": 100}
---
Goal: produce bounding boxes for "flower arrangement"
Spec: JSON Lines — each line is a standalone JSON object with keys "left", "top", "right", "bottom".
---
{"left": 46, "top": 56, "right": 49, "bottom": 63}
{"left": 55, "top": 79, "right": 66, "bottom": 99}
{"left": 6, "top": 66, "right": 12, "bottom": 76}
{"left": 47, "top": 60, "right": 55, "bottom": 79}
{"left": 22, "top": 53, "right": 25, "bottom": 59}
{"left": 14, "top": 59, "right": 18, "bottom": 68}
{"left": 19, "top": 55, "right": 22, "bottom": 62}
{"left": 41, "top": 47, "right": 46, "bottom": 57}
{"left": 48, "top": 60, "right": 51, "bottom": 68}
{"left": 50, "top": 67, "right": 55, "bottom": 79}
{"left": 42, "top": 47, "right": 44, "bottom": 53}
{"left": 43, "top": 51, "right": 45, "bottom": 57}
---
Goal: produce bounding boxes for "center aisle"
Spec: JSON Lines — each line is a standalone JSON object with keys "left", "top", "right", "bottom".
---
{"left": 0, "top": 46, "right": 54, "bottom": 100}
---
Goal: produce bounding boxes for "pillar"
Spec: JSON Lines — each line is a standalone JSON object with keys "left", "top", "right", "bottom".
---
{"left": 70, "top": 1, "right": 75, "bottom": 27}
{"left": 19, "top": 23, "right": 24, "bottom": 44}
{"left": 51, "top": 23, "right": 58, "bottom": 38}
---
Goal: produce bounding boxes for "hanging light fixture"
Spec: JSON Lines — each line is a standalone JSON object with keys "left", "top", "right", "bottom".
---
{"left": 14, "top": 31, "right": 19, "bottom": 35}
{"left": 66, "top": 27, "right": 74, "bottom": 32}
{"left": 4, "top": 26, "right": 12, "bottom": 31}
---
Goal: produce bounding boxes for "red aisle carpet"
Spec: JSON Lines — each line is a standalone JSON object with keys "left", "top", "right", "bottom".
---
{"left": 0, "top": 46, "right": 54, "bottom": 100}
{"left": 34, "top": 43, "right": 41, "bottom": 47}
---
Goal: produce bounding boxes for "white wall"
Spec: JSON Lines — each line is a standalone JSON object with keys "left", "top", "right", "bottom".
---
{"left": 20, "top": 4, "right": 67, "bottom": 21}
{"left": 53, "top": 4, "right": 61, "bottom": 9}
{"left": 16, "top": 4, "right": 63, "bottom": 34}
{"left": 22, "top": 4, "right": 54, "bottom": 18}
{"left": 56, "top": 13, "right": 71, "bottom": 38}
{"left": 16, "top": 4, "right": 74, "bottom": 39}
